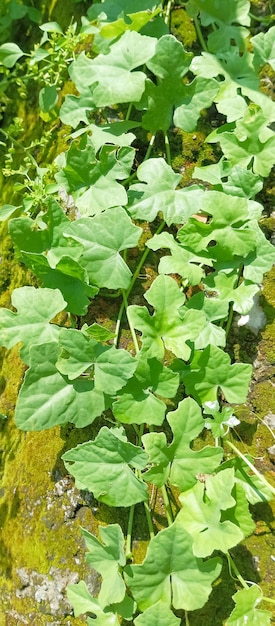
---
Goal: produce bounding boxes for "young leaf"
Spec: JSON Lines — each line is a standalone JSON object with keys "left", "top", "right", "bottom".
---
{"left": 147, "top": 231, "right": 212, "bottom": 286}
{"left": 185, "top": 292, "right": 228, "bottom": 348}
{"left": 128, "top": 158, "right": 204, "bottom": 225}
{"left": 226, "top": 586, "right": 272, "bottom": 626}
{"left": 218, "top": 457, "right": 275, "bottom": 505}
{"left": 67, "top": 581, "right": 120, "bottom": 624}
{"left": 142, "top": 397, "right": 223, "bottom": 491}
{"left": 69, "top": 31, "right": 157, "bottom": 106}
{"left": 0, "top": 286, "right": 66, "bottom": 364}
{"left": 127, "top": 275, "right": 206, "bottom": 360}
{"left": 181, "top": 345, "right": 252, "bottom": 404}
{"left": 57, "top": 327, "right": 136, "bottom": 393}
{"left": 177, "top": 469, "right": 244, "bottom": 557}
{"left": 15, "top": 343, "right": 107, "bottom": 431}
{"left": 203, "top": 272, "right": 259, "bottom": 315}
{"left": 0, "top": 42, "right": 24, "bottom": 67}
{"left": 81, "top": 525, "right": 126, "bottom": 607}
{"left": 64, "top": 207, "right": 142, "bottom": 289}
{"left": 125, "top": 520, "right": 222, "bottom": 611}
{"left": 113, "top": 357, "right": 179, "bottom": 425}
{"left": 55, "top": 141, "right": 134, "bottom": 216}
{"left": 39, "top": 85, "right": 58, "bottom": 112}
{"left": 134, "top": 602, "right": 180, "bottom": 626}
{"left": 62, "top": 426, "right": 148, "bottom": 507}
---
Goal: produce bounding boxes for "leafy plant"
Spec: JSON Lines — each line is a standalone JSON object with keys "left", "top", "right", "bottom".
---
{"left": 1, "top": 0, "right": 275, "bottom": 624}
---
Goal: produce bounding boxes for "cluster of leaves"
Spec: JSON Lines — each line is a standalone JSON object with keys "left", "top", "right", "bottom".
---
{"left": 0, "top": 0, "right": 275, "bottom": 624}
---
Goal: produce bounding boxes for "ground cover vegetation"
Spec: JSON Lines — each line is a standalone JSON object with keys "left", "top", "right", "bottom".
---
{"left": 0, "top": 0, "right": 275, "bottom": 623}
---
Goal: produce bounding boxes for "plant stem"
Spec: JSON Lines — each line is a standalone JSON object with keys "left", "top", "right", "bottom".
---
{"left": 262, "top": 596, "right": 275, "bottom": 605}
{"left": 227, "top": 553, "right": 249, "bottom": 589}
{"left": 125, "top": 103, "right": 133, "bottom": 121}
{"left": 144, "top": 500, "right": 155, "bottom": 540}
{"left": 164, "top": 0, "right": 173, "bottom": 26}
{"left": 194, "top": 16, "right": 208, "bottom": 52}
{"left": 144, "top": 134, "right": 156, "bottom": 161}
{"left": 185, "top": 611, "right": 190, "bottom": 626}
{"left": 225, "top": 440, "right": 275, "bottom": 496}
{"left": 164, "top": 132, "right": 172, "bottom": 166}
{"left": 161, "top": 484, "right": 174, "bottom": 526}
{"left": 122, "top": 290, "right": 140, "bottom": 353}
{"left": 113, "top": 220, "right": 165, "bottom": 347}
{"left": 126, "top": 504, "right": 135, "bottom": 559}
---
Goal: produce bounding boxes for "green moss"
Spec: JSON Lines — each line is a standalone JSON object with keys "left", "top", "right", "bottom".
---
{"left": 170, "top": 7, "right": 197, "bottom": 48}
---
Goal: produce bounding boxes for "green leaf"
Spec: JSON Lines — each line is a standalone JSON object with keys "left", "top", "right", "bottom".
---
{"left": 178, "top": 469, "right": 244, "bottom": 557}
{"left": 185, "top": 292, "right": 228, "bottom": 348}
{"left": 81, "top": 525, "right": 126, "bottom": 607}
{"left": 55, "top": 140, "right": 134, "bottom": 216}
{"left": 218, "top": 457, "right": 274, "bottom": 505}
{"left": 147, "top": 231, "right": 212, "bottom": 285}
{"left": 177, "top": 191, "right": 257, "bottom": 262}
{"left": 69, "top": 31, "right": 156, "bottom": 106}
{"left": 67, "top": 581, "right": 120, "bottom": 624}
{"left": 252, "top": 26, "right": 275, "bottom": 71}
{"left": 40, "top": 21, "right": 63, "bottom": 33}
{"left": 125, "top": 520, "right": 222, "bottom": 611}
{"left": 224, "top": 484, "right": 255, "bottom": 538}
{"left": 64, "top": 207, "right": 142, "bottom": 289}
{"left": 15, "top": 342, "right": 107, "bottom": 430}
{"left": 113, "top": 356, "right": 179, "bottom": 425}
{"left": 204, "top": 404, "right": 240, "bottom": 438}
{"left": 134, "top": 602, "right": 181, "bottom": 626}
{"left": 62, "top": 426, "right": 148, "bottom": 506}
{"left": 100, "top": 7, "right": 162, "bottom": 38}
{"left": 0, "top": 286, "right": 66, "bottom": 364}
{"left": 84, "top": 324, "right": 116, "bottom": 342}
{"left": 243, "top": 226, "right": 275, "bottom": 283}
{"left": 226, "top": 586, "right": 272, "bottom": 626}
{"left": 203, "top": 272, "right": 259, "bottom": 315}
{"left": 0, "top": 204, "right": 19, "bottom": 221}
{"left": 59, "top": 90, "right": 96, "bottom": 127}
{"left": 39, "top": 85, "right": 58, "bottom": 112}
{"left": 57, "top": 327, "right": 136, "bottom": 393}
{"left": 142, "top": 397, "right": 223, "bottom": 491}
{"left": 0, "top": 42, "right": 24, "bottom": 67}
{"left": 128, "top": 158, "right": 204, "bottom": 225}
{"left": 187, "top": 0, "right": 250, "bottom": 27}
{"left": 181, "top": 345, "right": 252, "bottom": 404}
{"left": 128, "top": 275, "right": 206, "bottom": 360}
{"left": 174, "top": 77, "right": 218, "bottom": 132}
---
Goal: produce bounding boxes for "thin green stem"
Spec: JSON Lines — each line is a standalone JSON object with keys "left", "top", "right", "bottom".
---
{"left": 114, "top": 220, "right": 165, "bottom": 347}
{"left": 227, "top": 553, "right": 249, "bottom": 589}
{"left": 161, "top": 484, "right": 174, "bottom": 526}
{"left": 224, "top": 265, "right": 243, "bottom": 339}
{"left": 225, "top": 439, "right": 275, "bottom": 496}
{"left": 125, "top": 103, "right": 133, "bottom": 121}
{"left": 126, "top": 504, "right": 135, "bottom": 560}
{"left": 144, "top": 134, "right": 156, "bottom": 161}
{"left": 185, "top": 611, "right": 190, "bottom": 626}
{"left": 164, "top": 0, "right": 173, "bottom": 26}
{"left": 262, "top": 596, "right": 275, "bottom": 605}
{"left": 144, "top": 500, "right": 155, "bottom": 540}
{"left": 194, "top": 16, "right": 208, "bottom": 52}
{"left": 122, "top": 290, "right": 140, "bottom": 354}
{"left": 164, "top": 132, "right": 171, "bottom": 166}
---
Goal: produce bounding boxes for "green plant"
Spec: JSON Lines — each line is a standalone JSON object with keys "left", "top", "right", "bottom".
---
{"left": 1, "top": 1, "right": 275, "bottom": 624}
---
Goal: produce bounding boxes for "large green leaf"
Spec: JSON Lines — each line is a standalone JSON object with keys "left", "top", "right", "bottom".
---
{"left": 134, "top": 602, "right": 180, "bottom": 626}
{"left": 64, "top": 207, "right": 142, "bottom": 289}
{"left": 125, "top": 520, "right": 222, "bottom": 611}
{"left": 203, "top": 271, "right": 259, "bottom": 315}
{"left": 81, "top": 525, "right": 126, "bottom": 607}
{"left": 243, "top": 226, "right": 275, "bottom": 283}
{"left": 226, "top": 586, "right": 272, "bottom": 626}
{"left": 0, "top": 287, "right": 66, "bottom": 364}
{"left": 173, "top": 77, "right": 218, "bottom": 132}
{"left": 127, "top": 275, "right": 206, "bottom": 360}
{"left": 185, "top": 292, "right": 228, "bottom": 348}
{"left": 142, "top": 397, "right": 223, "bottom": 491}
{"left": 113, "top": 356, "right": 179, "bottom": 425}
{"left": 57, "top": 327, "right": 136, "bottom": 393}
{"left": 252, "top": 26, "right": 275, "bottom": 71}
{"left": 218, "top": 457, "right": 275, "bottom": 505}
{"left": 177, "top": 469, "right": 245, "bottom": 557}
{"left": 62, "top": 426, "right": 148, "bottom": 506}
{"left": 128, "top": 158, "right": 204, "bottom": 225}
{"left": 55, "top": 141, "right": 134, "bottom": 216}
{"left": 15, "top": 342, "right": 107, "bottom": 430}
{"left": 181, "top": 345, "right": 252, "bottom": 404}
{"left": 69, "top": 31, "right": 157, "bottom": 106}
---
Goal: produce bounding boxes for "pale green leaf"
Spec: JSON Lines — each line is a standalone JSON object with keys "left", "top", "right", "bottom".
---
{"left": 187, "top": 0, "right": 250, "bottom": 27}
{"left": 125, "top": 520, "right": 222, "bottom": 611}
{"left": 57, "top": 327, "right": 136, "bottom": 393}
{"left": 185, "top": 292, "right": 228, "bottom": 348}
{"left": 39, "top": 85, "right": 58, "bottom": 112}
{"left": 252, "top": 26, "right": 275, "bottom": 71}
{"left": 69, "top": 32, "right": 156, "bottom": 106}
{"left": 40, "top": 21, "right": 63, "bottom": 33}
{"left": 218, "top": 457, "right": 274, "bottom": 505}
{"left": 181, "top": 345, "right": 252, "bottom": 404}
{"left": 81, "top": 525, "right": 126, "bottom": 607}
{"left": 128, "top": 158, "right": 204, "bottom": 225}
{"left": 178, "top": 470, "right": 244, "bottom": 557}
{"left": 67, "top": 581, "right": 120, "bottom": 624}
{"left": 128, "top": 275, "right": 206, "bottom": 360}
{"left": 0, "top": 204, "right": 19, "bottom": 221}
{"left": 174, "top": 77, "right": 218, "bottom": 132}
{"left": 15, "top": 342, "right": 106, "bottom": 430}
{"left": 226, "top": 586, "right": 272, "bottom": 626}
{"left": 203, "top": 272, "right": 259, "bottom": 315}
{"left": 0, "top": 42, "right": 24, "bottom": 67}
{"left": 62, "top": 426, "right": 148, "bottom": 506}
{"left": 64, "top": 207, "right": 142, "bottom": 289}
{"left": 0, "top": 287, "right": 66, "bottom": 364}
{"left": 134, "top": 602, "right": 180, "bottom": 626}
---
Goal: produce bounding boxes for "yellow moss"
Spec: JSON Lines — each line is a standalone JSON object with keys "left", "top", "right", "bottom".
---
{"left": 170, "top": 7, "right": 197, "bottom": 48}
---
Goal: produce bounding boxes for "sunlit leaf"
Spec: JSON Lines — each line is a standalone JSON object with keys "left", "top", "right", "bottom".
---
{"left": 226, "top": 586, "right": 272, "bottom": 626}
